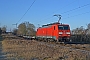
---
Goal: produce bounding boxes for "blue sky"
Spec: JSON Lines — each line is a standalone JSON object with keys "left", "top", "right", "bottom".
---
{"left": 0, "top": 0, "right": 90, "bottom": 31}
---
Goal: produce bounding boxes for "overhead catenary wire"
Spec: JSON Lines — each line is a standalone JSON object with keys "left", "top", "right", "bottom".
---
{"left": 61, "top": 3, "right": 90, "bottom": 14}
{"left": 13, "top": 0, "right": 36, "bottom": 28}
{"left": 41, "top": 3, "right": 90, "bottom": 23}
{"left": 17, "top": 0, "right": 36, "bottom": 24}
{"left": 38, "top": 0, "right": 77, "bottom": 23}
{"left": 60, "top": 3, "right": 90, "bottom": 19}
{"left": 62, "top": 11, "right": 90, "bottom": 20}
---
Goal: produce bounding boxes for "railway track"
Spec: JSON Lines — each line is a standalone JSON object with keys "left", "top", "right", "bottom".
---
{"left": 2, "top": 34, "right": 90, "bottom": 60}
{"left": 2, "top": 33, "right": 90, "bottom": 51}
{"left": 2, "top": 33, "right": 90, "bottom": 52}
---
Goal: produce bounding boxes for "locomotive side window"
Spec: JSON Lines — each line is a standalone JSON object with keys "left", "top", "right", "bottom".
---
{"left": 58, "top": 25, "right": 69, "bottom": 30}
{"left": 54, "top": 26, "right": 55, "bottom": 30}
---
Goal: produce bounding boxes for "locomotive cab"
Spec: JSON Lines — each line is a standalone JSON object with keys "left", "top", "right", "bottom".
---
{"left": 58, "top": 24, "right": 71, "bottom": 42}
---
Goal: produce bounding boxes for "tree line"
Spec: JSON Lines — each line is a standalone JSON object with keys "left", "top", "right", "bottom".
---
{"left": 0, "top": 22, "right": 36, "bottom": 36}
{"left": 1, "top": 22, "right": 90, "bottom": 36}
{"left": 71, "top": 23, "right": 90, "bottom": 43}
{"left": 13, "top": 22, "right": 36, "bottom": 36}
{"left": 71, "top": 23, "right": 90, "bottom": 35}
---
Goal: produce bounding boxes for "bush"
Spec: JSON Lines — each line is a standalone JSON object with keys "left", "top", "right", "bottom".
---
{"left": 71, "top": 34, "right": 90, "bottom": 43}
{"left": 0, "top": 28, "right": 2, "bottom": 35}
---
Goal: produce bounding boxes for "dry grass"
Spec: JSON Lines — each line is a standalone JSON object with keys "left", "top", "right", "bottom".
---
{"left": 65, "top": 44, "right": 90, "bottom": 51}
{"left": 2, "top": 38, "right": 90, "bottom": 60}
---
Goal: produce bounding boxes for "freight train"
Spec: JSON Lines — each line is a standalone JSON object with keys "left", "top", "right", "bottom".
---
{"left": 36, "top": 22, "right": 71, "bottom": 42}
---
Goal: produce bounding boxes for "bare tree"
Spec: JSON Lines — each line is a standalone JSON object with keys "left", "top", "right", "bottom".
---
{"left": 1, "top": 26, "right": 7, "bottom": 33}
{"left": 87, "top": 23, "right": 90, "bottom": 29}
{"left": 17, "top": 22, "right": 27, "bottom": 35}
{"left": 71, "top": 26, "right": 85, "bottom": 35}
{"left": 86, "top": 23, "right": 90, "bottom": 34}
{"left": 17, "top": 22, "right": 36, "bottom": 36}
{"left": 12, "top": 28, "right": 18, "bottom": 35}
{"left": 0, "top": 28, "right": 2, "bottom": 35}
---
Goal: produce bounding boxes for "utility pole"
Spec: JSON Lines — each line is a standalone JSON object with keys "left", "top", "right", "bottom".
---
{"left": 53, "top": 14, "right": 61, "bottom": 23}
{"left": 38, "top": 24, "right": 40, "bottom": 28}
{"left": 12, "top": 23, "right": 18, "bottom": 28}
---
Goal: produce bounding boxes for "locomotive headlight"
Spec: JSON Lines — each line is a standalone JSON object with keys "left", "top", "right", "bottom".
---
{"left": 66, "top": 32, "right": 70, "bottom": 34}
{"left": 59, "top": 32, "right": 63, "bottom": 34}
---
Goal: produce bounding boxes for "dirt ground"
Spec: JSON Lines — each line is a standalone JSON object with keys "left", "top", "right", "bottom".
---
{"left": 1, "top": 38, "right": 90, "bottom": 60}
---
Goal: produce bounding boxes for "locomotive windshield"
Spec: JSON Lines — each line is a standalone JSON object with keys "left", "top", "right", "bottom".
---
{"left": 58, "top": 25, "right": 69, "bottom": 30}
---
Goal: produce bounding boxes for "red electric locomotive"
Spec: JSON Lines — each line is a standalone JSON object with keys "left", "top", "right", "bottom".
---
{"left": 36, "top": 22, "right": 71, "bottom": 42}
